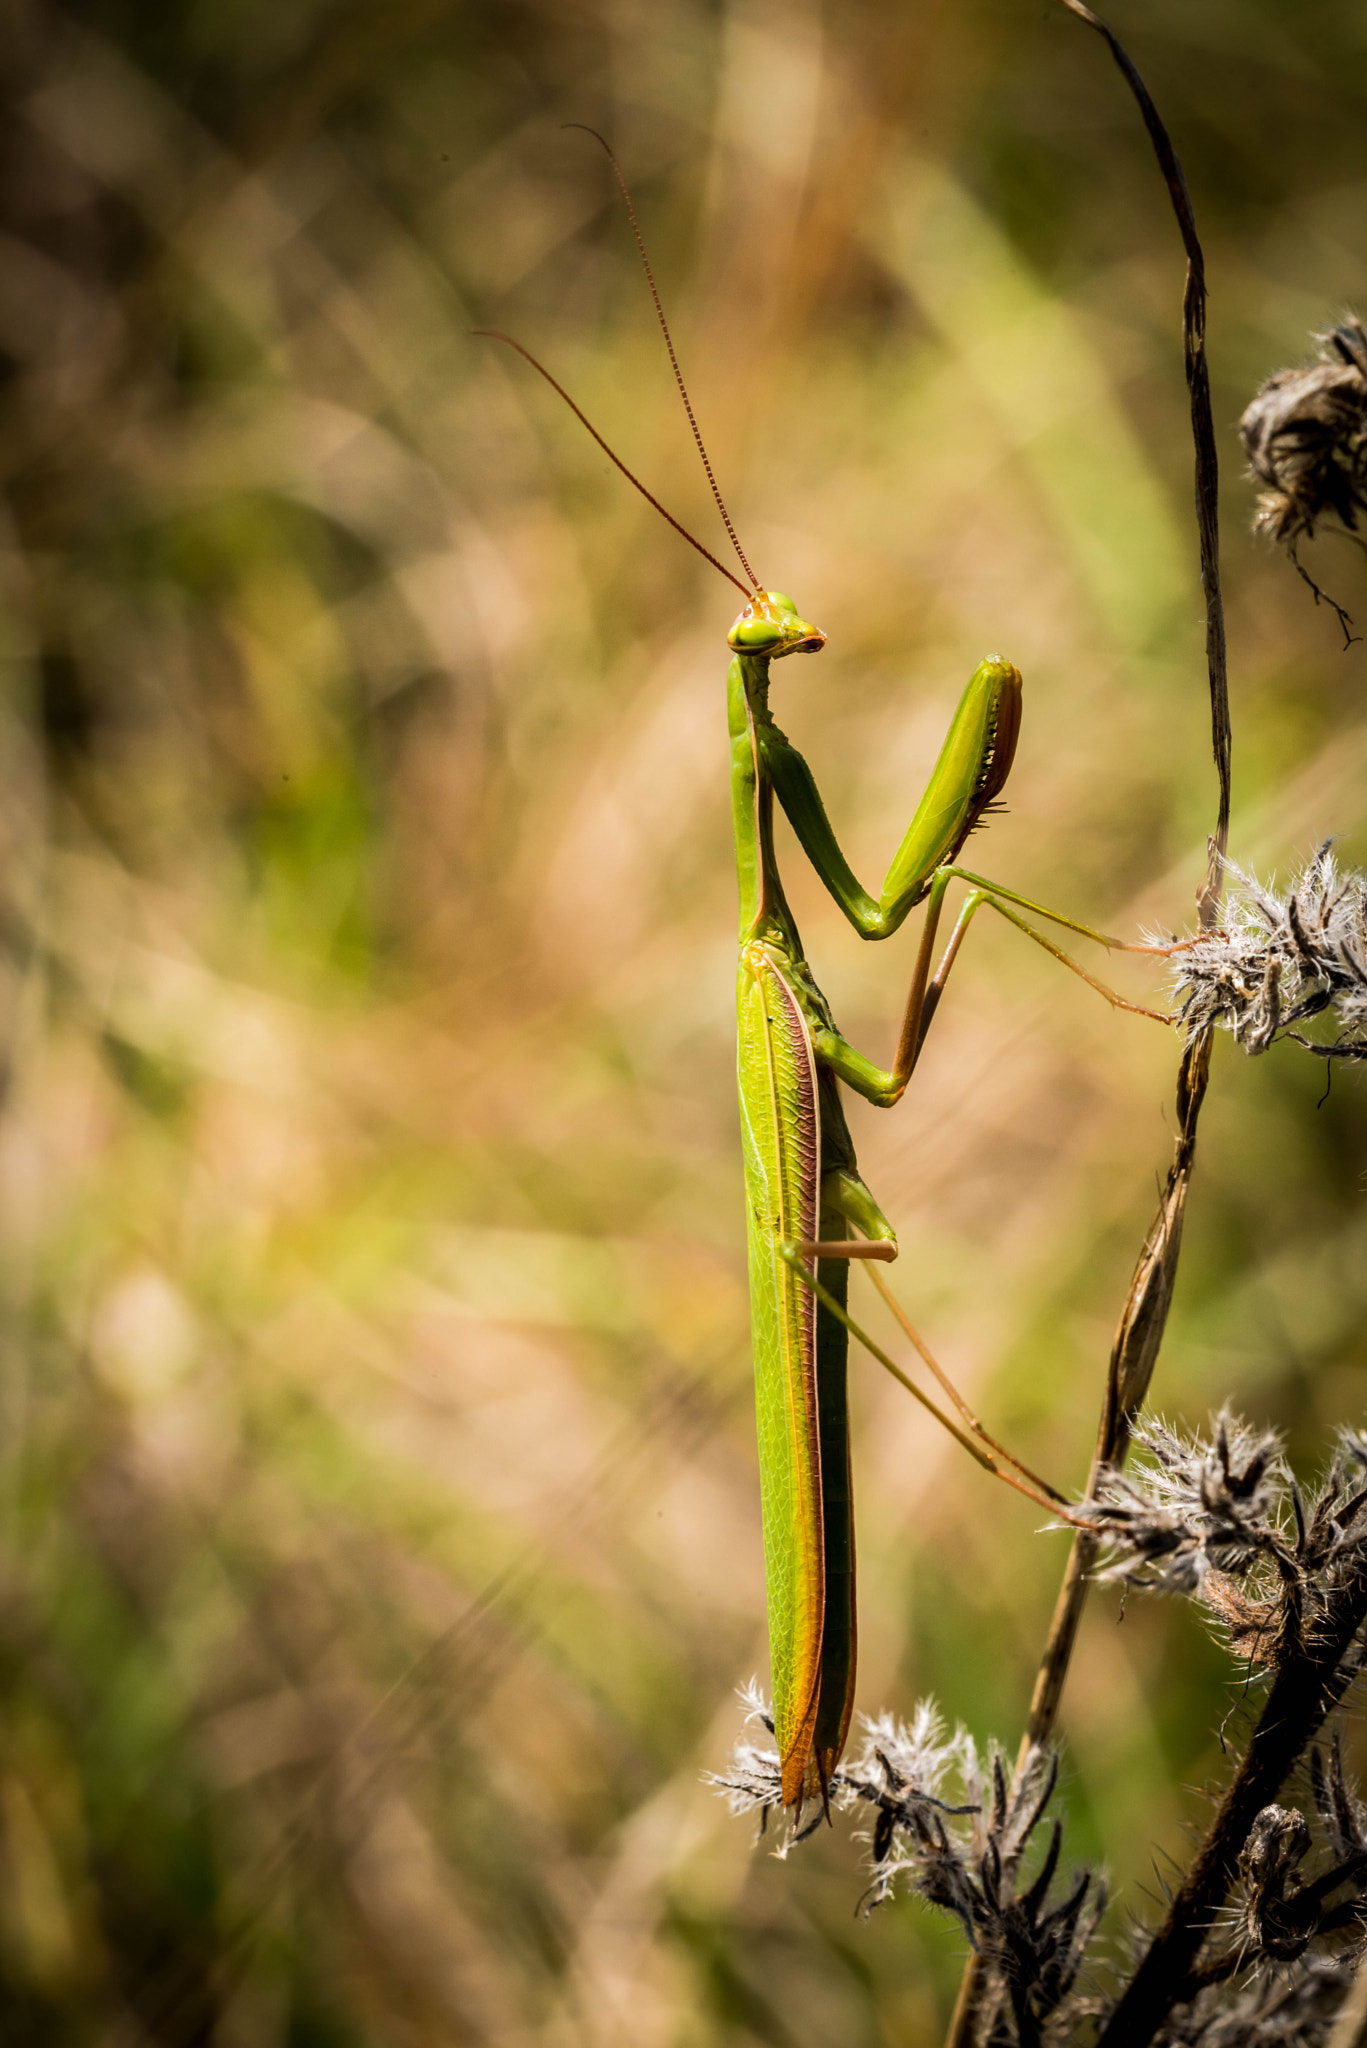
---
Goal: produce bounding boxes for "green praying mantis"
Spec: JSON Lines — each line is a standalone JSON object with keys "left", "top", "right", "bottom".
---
{"left": 482, "top": 132, "right": 1172, "bottom": 1818}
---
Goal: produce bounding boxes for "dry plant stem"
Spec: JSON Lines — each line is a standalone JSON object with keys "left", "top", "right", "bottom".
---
{"left": 945, "top": 0, "right": 1230, "bottom": 2037}
{"left": 1021, "top": 1030, "right": 1213, "bottom": 1738}
{"left": 944, "top": 1040, "right": 1212, "bottom": 2048}
{"left": 1097, "top": 1564, "right": 1367, "bottom": 2048}
{"left": 1050, "top": 0, "right": 1231, "bottom": 907}
{"left": 1327, "top": 1950, "right": 1367, "bottom": 2048}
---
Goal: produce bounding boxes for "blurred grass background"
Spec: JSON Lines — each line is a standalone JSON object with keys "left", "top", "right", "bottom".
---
{"left": 3, "top": 0, "right": 1367, "bottom": 2041}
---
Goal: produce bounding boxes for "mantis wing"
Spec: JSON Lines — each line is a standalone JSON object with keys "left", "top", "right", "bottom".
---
{"left": 738, "top": 942, "right": 855, "bottom": 1808}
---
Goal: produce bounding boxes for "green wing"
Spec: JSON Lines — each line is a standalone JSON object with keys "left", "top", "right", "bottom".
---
{"left": 737, "top": 942, "right": 833, "bottom": 1808}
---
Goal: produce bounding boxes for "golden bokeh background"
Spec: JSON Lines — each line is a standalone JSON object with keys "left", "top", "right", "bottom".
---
{"left": 3, "top": 0, "right": 1367, "bottom": 2039}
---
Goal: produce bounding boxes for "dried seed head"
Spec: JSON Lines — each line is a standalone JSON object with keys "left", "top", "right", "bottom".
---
{"left": 710, "top": 1693, "right": 1100, "bottom": 2029}
{"left": 843, "top": 1701, "right": 975, "bottom": 1810}
{"left": 1088, "top": 1410, "right": 1287, "bottom": 1600}
{"left": 1240, "top": 320, "right": 1367, "bottom": 548}
{"left": 1171, "top": 847, "right": 1367, "bottom": 1061}
{"left": 1239, "top": 321, "right": 1367, "bottom": 642}
{"left": 1088, "top": 1416, "right": 1367, "bottom": 1689}
{"left": 1239, "top": 1804, "right": 1313, "bottom": 1961}
{"left": 703, "top": 1680, "right": 792, "bottom": 1839}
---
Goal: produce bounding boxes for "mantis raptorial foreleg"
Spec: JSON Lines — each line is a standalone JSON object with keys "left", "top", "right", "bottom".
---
{"left": 797, "top": 880, "right": 1171, "bottom": 1262}
{"left": 785, "top": 861, "right": 1170, "bottom": 1524}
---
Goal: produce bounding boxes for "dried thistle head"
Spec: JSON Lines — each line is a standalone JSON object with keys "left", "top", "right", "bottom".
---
{"left": 707, "top": 1691, "right": 980, "bottom": 1858}
{"left": 710, "top": 1697, "right": 1102, "bottom": 2033}
{"left": 1089, "top": 1415, "right": 1367, "bottom": 1688}
{"left": 1170, "top": 847, "right": 1367, "bottom": 1061}
{"left": 1240, "top": 319, "right": 1367, "bottom": 548}
{"left": 1238, "top": 1804, "right": 1314, "bottom": 1962}
{"left": 1088, "top": 1411, "right": 1288, "bottom": 1604}
{"left": 703, "top": 1679, "right": 791, "bottom": 1841}
{"left": 1223, "top": 1736, "right": 1367, "bottom": 1973}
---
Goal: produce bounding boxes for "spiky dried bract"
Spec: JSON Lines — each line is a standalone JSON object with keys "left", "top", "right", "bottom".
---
{"left": 859, "top": 1739, "right": 1106, "bottom": 2042}
{"left": 1239, "top": 320, "right": 1367, "bottom": 549}
{"left": 703, "top": 1680, "right": 794, "bottom": 1840}
{"left": 838, "top": 1704, "right": 984, "bottom": 1916}
{"left": 912, "top": 1744, "right": 1104, "bottom": 2044}
{"left": 839, "top": 1702, "right": 976, "bottom": 1817}
{"left": 1223, "top": 1739, "right": 1367, "bottom": 1969}
{"left": 712, "top": 1699, "right": 1102, "bottom": 2038}
{"left": 1145, "top": 1957, "right": 1362, "bottom": 2046}
{"left": 1171, "top": 848, "right": 1367, "bottom": 1061}
{"left": 1311, "top": 1729, "right": 1367, "bottom": 1877}
{"left": 1146, "top": 1738, "right": 1367, "bottom": 2035}
{"left": 1087, "top": 1412, "right": 1288, "bottom": 1603}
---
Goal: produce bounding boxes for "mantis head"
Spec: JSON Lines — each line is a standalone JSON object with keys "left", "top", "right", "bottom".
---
{"left": 728, "top": 592, "right": 827, "bottom": 660}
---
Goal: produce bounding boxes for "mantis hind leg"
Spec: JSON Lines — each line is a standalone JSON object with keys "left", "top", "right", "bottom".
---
{"left": 862, "top": 1262, "right": 1062, "bottom": 1504}
{"left": 778, "top": 1242, "right": 1081, "bottom": 1520}
{"left": 800, "top": 1166, "right": 900, "bottom": 1262}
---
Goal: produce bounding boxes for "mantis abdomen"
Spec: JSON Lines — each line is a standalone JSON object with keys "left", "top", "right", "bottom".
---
{"left": 738, "top": 940, "right": 856, "bottom": 1809}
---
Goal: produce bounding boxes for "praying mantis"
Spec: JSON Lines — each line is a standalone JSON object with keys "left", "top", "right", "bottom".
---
{"left": 483, "top": 132, "right": 1171, "bottom": 1818}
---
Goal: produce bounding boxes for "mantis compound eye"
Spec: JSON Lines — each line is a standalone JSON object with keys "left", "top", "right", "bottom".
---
{"left": 729, "top": 609, "right": 786, "bottom": 653}
{"left": 728, "top": 593, "right": 826, "bottom": 658}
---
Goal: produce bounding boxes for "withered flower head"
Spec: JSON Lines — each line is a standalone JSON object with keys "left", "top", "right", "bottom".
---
{"left": 709, "top": 1692, "right": 1102, "bottom": 2031}
{"left": 705, "top": 1689, "right": 979, "bottom": 1856}
{"left": 703, "top": 1679, "right": 790, "bottom": 1839}
{"left": 1087, "top": 1411, "right": 1287, "bottom": 1601}
{"left": 1238, "top": 1803, "right": 1313, "bottom": 1962}
{"left": 1170, "top": 846, "right": 1367, "bottom": 1061}
{"left": 1240, "top": 319, "right": 1367, "bottom": 549}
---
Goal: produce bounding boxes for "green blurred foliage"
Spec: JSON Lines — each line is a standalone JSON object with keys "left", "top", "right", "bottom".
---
{"left": 2, "top": 0, "right": 1367, "bottom": 2041}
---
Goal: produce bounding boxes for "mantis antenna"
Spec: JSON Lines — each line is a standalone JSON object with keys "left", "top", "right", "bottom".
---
{"left": 564, "top": 123, "right": 764, "bottom": 596}
{"left": 475, "top": 327, "right": 754, "bottom": 599}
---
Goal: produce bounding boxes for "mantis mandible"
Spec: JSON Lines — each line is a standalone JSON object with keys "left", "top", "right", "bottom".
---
{"left": 482, "top": 132, "right": 1169, "bottom": 1818}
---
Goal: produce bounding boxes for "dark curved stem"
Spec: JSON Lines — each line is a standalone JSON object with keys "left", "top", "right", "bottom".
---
{"left": 1098, "top": 1572, "right": 1367, "bottom": 2047}
{"left": 945, "top": 0, "right": 1230, "bottom": 2031}
{"left": 1053, "top": 0, "right": 1230, "bottom": 923}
